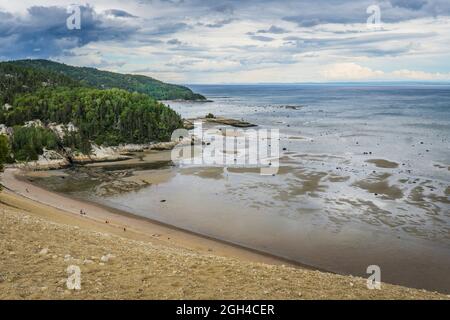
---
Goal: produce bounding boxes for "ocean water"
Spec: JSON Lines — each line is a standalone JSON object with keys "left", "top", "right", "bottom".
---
{"left": 166, "top": 84, "right": 450, "bottom": 245}
{"left": 34, "top": 84, "right": 450, "bottom": 292}
{"left": 165, "top": 84, "right": 450, "bottom": 292}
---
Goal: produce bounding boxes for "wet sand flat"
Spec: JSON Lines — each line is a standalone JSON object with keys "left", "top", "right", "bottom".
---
{"left": 1, "top": 168, "right": 289, "bottom": 266}
{"left": 353, "top": 173, "right": 404, "bottom": 200}
{"left": 366, "top": 159, "right": 399, "bottom": 169}
{"left": 19, "top": 145, "right": 450, "bottom": 293}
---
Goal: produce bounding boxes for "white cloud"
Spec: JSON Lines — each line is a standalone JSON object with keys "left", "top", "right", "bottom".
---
{"left": 321, "top": 63, "right": 450, "bottom": 81}
{"left": 321, "top": 63, "right": 384, "bottom": 80}
{"left": 391, "top": 69, "right": 450, "bottom": 80}
{"left": 2, "top": 1, "right": 450, "bottom": 83}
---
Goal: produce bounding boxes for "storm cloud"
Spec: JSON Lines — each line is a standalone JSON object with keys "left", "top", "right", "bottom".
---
{"left": 0, "top": 5, "right": 139, "bottom": 58}
{"left": 0, "top": 0, "right": 449, "bottom": 82}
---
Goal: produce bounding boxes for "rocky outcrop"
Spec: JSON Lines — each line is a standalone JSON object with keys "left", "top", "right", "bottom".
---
{"left": 12, "top": 149, "right": 70, "bottom": 170}
{"left": 10, "top": 144, "right": 136, "bottom": 170}
{"left": 24, "top": 119, "right": 44, "bottom": 128}
{"left": 116, "top": 144, "right": 151, "bottom": 153}
{"left": 184, "top": 116, "right": 257, "bottom": 128}
{"left": 2, "top": 103, "right": 12, "bottom": 111}
{"left": 47, "top": 122, "right": 77, "bottom": 139}
{"left": 149, "top": 141, "right": 180, "bottom": 151}
{"left": 0, "top": 124, "right": 13, "bottom": 136}
{"left": 183, "top": 119, "right": 195, "bottom": 130}
{"left": 71, "top": 144, "right": 133, "bottom": 164}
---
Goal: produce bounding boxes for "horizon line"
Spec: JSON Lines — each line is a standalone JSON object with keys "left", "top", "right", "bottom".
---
{"left": 181, "top": 81, "right": 450, "bottom": 86}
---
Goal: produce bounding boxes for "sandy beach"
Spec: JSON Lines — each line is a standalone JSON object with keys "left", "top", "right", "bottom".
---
{"left": 1, "top": 168, "right": 288, "bottom": 266}
{"left": 2, "top": 0, "right": 450, "bottom": 303}
{"left": 1, "top": 167, "right": 448, "bottom": 299}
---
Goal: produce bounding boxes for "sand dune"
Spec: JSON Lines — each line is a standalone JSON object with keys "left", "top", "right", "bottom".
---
{"left": 0, "top": 170, "right": 448, "bottom": 299}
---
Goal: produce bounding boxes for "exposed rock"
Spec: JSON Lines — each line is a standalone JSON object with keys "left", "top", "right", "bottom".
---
{"left": 117, "top": 144, "right": 151, "bottom": 153}
{"left": 150, "top": 141, "right": 180, "bottom": 151}
{"left": 185, "top": 116, "right": 257, "bottom": 128}
{"left": 47, "top": 122, "right": 78, "bottom": 139}
{"left": 183, "top": 119, "right": 195, "bottom": 130}
{"left": 2, "top": 103, "right": 12, "bottom": 111}
{"left": 12, "top": 149, "right": 70, "bottom": 171}
{"left": 0, "top": 124, "right": 13, "bottom": 136}
{"left": 71, "top": 144, "right": 132, "bottom": 164}
{"left": 24, "top": 119, "right": 44, "bottom": 128}
{"left": 280, "top": 105, "right": 304, "bottom": 110}
{"left": 206, "top": 117, "right": 257, "bottom": 128}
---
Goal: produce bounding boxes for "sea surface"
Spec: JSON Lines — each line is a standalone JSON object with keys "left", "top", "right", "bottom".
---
{"left": 32, "top": 84, "right": 450, "bottom": 293}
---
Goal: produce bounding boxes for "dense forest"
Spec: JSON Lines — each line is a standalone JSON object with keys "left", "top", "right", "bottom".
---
{"left": 0, "top": 88, "right": 182, "bottom": 160}
{"left": 0, "top": 60, "right": 190, "bottom": 164}
{"left": 10, "top": 126, "right": 60, "bottom": 161}
{"left": 0, "top": 63, "right": 79, "bottom": 105}
{"left": 4, "top": 60, "right": 206, "bottom": 101}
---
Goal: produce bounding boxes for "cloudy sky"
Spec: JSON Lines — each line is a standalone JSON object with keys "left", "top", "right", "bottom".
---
{"left": 1, "top": 0, "right": 450, "bottom": 83}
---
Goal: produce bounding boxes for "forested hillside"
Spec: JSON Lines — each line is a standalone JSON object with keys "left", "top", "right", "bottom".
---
{"left": 4, "top": 60, "right": 205, "bottom": 101}
{"left": 0, "top": 88, "right": 182, "bottom": 160}
{"left": 0, "top": 63, "right": 79, "bottom": 105}
{"left": 0, "top": 60, "right": 188, "bottom": 163}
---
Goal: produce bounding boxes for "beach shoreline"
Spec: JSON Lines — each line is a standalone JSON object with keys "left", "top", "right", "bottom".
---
{"left": 1, "top": 167, "right": 449, "bottom": 298}
{"left": 0, "top": 167, "right": 300, "bottom": 267}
